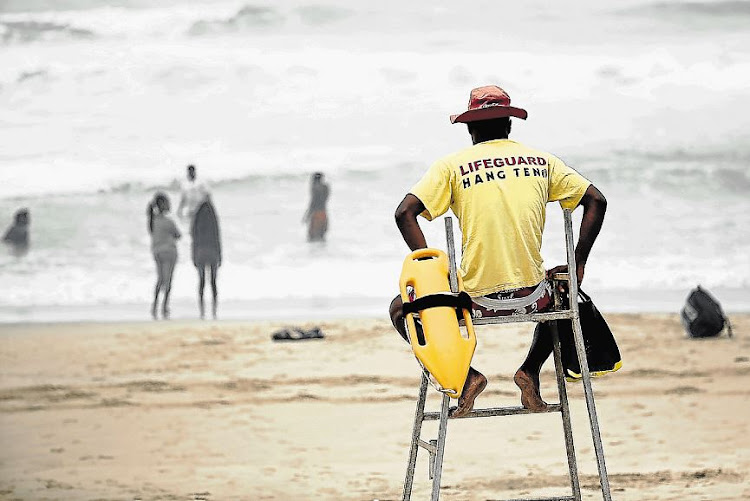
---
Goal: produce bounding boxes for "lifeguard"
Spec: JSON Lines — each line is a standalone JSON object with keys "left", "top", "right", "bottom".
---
{"left": 389, "top": 85, "right": 608, "bottom": 418}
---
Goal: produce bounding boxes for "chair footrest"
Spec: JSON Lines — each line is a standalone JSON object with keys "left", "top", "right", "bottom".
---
{"left": 423, "top": 403, "right": 561, "bottom": 421}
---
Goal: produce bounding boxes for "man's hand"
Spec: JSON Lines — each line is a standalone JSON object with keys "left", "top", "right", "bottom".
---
{"left": 546, "top": 264, "right": 585, "bottom": 292}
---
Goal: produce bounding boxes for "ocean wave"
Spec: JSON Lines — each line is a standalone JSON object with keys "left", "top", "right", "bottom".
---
{"left": 103, "top": 173, "right": 314, "bottom": 196}
{"left": 4, "top": 154, "right": 749, "bottom": 202}
{"left": 0, "top": 0, "right": 140, "bottom": 14}
{"left": 618, "top": 1, "right": 750, "bottom": 29}
{"left": 580, "top": 148, "right": 750, "bottom": 194}
{"left": 15, "top": 68, "right": 49, "bottom": 83}
{"left": 587, "top": 166, "right": 750, "bottom": 195}
{"left": 294, "top": 5, "right": 351, "bottom": 26}
{"left": 0, "top": 20, "right": 95, "bottom": 44}
{"left": 612, "top": 147, "right": 750, "bottom": 165}
{"left": 187, "top": 3, "right": 351, "bottom": 36}
{"left": 188, "top": 5, "right": 283, "bottom": 35}
{"left": 633, "top": 0, "right": 750, "bottom": 16}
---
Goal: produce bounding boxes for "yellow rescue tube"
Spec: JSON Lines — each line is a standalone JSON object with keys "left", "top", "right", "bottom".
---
{"left": 399, "top": 248, "right": 477, "bottom": 398}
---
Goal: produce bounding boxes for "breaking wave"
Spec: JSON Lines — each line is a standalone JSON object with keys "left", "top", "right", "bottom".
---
{"left": 632, "top": 0, "right": 750, "bottom": 16}
{"left": 618, "top": 1, "right": 750, "bottom": 29}
{"left": 188, "top": 5, "right": 284, "bottom": 35}
{"left": 188, "top": 4, "right": 352, "bottom": 36}
{"left": 0, "top": 20, "right": 94, "bottom": 44}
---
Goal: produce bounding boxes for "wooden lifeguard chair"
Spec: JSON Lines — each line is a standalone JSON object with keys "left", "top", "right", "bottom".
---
{"left": 400, "top": 209, "right": 614, "bottom": 501}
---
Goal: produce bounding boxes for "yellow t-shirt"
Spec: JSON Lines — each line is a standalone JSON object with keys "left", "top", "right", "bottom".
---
{"left": 410, "top": 139, "right": 590, "bottom": 296}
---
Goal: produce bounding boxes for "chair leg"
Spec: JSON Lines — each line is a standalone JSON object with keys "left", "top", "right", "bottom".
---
{"left": 402, "top": 372, "right": 429, "bottom": 501}
{"left": 430, "top": 393, "right": 451, "bottom": 501}
{"left": 563, "top": 209, "right": 612, "bottom": 501}
{"left": 550, "top": 322, "right": 582, "bottom": 501}
{"left": 571, "top": 318, "right": 613, "bottom": 501}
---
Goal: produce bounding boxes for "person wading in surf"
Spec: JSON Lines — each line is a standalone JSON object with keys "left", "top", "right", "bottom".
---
{"left": 389, "top": 85, "right": 607, "bottom": 417}
{"left": 3, "top": 208, "right": 30, "bottom": 256}
{"left": 178, "top": 164, "right": 209, "bottom": 222}
{"left": 191, "top": 197, "right": 222, "bottom": 319}
{"left": 148, "top": 192, "right": 181, "bottom": 320}
{"left": 302, "top": 172, "right": 330, "bottom": 242}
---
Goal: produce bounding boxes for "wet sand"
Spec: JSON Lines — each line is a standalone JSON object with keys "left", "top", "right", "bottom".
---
{"left": 1, "top": 314, "right": 749, "bottom": 500}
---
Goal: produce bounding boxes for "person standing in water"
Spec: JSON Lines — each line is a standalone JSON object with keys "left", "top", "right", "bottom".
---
{"left": 177, "top": 164, "right": 209, "bottom": 222}
{"left": 148, "top": 192, "right": 181, "bottom": 320}
{"left": 191, "top": 196, "right": 222, "bottom": 319}
{"left": 3, "top": 208, "right": 30, "bottom": 256}
{"left": 302, "top": 172, "right": 330, "bottom": 242}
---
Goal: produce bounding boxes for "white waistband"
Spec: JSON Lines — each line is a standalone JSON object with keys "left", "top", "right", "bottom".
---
{"left": 471, "top": 281, "right": 550, "bottom": 311}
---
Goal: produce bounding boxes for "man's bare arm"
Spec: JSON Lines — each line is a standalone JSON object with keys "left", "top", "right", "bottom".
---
{"left": 547, "top": 184, "right": 607, "bottom": 285}
{"left": 575, "top": 184, "right": 607, "bottom": 273}
{"left": 395, "top": 194, "right": 428, "bottom": 251}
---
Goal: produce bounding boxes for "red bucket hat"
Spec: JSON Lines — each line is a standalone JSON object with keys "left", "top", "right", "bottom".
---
{"left": 450, "top": 85, "right": 528, "bottom": 124}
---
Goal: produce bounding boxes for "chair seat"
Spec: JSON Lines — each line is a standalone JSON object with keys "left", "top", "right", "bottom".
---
{"left": 463, "top": 310, "right": 575, "bottom": 326}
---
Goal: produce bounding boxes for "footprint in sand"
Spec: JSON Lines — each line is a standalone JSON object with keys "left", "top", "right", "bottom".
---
{"left": 665, "top": 385, "right": 703, "bottom": 395}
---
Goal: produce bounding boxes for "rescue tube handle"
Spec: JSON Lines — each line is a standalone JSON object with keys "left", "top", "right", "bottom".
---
{"left": 408, "top": 248, "right": 443, "bottom": 261}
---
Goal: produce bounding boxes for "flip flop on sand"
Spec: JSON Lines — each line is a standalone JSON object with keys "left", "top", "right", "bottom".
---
{"left": 271, "top": 327, "right": 325, "bottom": 342}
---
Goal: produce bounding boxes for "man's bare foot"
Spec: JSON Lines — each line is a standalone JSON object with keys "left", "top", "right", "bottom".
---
{"left": 449, "top": 370, "right": 487, "bottom": 418}
{"left": 514, "top": 369, "right": 548, "bottom": 411}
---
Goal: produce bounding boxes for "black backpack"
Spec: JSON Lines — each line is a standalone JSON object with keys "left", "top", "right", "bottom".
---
{"left": 680, "top": 286, "right": 733, "bottom": 339}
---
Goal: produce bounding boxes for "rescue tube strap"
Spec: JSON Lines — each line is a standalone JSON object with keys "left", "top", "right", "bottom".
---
{"left": 402, "top": 291, "right": 473, "bottom": 316}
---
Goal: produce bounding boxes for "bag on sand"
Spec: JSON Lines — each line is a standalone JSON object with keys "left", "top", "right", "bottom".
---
{"left": 537, "top": 288, "right": 622, "bottom": 381}
{"left": 680, "top": 285, "right": 733, "bottom": 339}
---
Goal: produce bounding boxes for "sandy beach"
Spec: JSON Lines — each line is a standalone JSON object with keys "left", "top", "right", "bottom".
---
{"left": 1, "top": 313, "right": 748, "bottom": 501}
{"left": 2, "top": 1, "right": 749, "bottom": 500}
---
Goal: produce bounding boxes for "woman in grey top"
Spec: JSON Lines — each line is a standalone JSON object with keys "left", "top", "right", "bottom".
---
{"left": 148, "top": 192, "right": 181, "bottom": 319}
